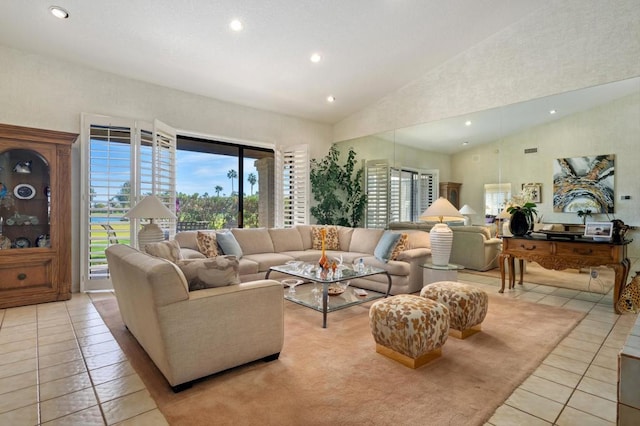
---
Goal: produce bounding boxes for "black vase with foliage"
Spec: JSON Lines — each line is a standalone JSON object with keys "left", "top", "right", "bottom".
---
{"left": 507, "top": 202, "right": 538, "bottom": 236}
{"left": 310, "top": 145, "right": 367, "bottom": 227}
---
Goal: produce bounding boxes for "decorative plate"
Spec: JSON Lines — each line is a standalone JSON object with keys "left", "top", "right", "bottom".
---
{"left": 36, "top": 234, "right": 50, "bottom": 248}
{"left": 13, "top": 183, "right": 36, "bottom": 200}
{"left": 14, "top": 237, "right": 31, "bottom": 248}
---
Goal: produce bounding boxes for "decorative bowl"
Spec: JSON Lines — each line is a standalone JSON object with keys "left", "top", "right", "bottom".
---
{"left": 328, "top": 281, "right": 350, "bottom": 296}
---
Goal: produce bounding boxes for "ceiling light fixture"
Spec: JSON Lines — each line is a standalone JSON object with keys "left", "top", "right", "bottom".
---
{"left": 229, "top": 19, "right": 243, "bottom": 32}
{"left": 326, "top": 95, "right": 335, "bottom": 103}
{"left": 462, "top": 141, "right": 469, "bottom": 146}
{"left": 465, "top": 120, "right": 472, "bottom": 126}
{"left": 549, "top": 109, "right": 557, "bottom": 114}
{"left": 49, "top": 6, "right": 69, "bottom": 19}
{"left": 310, "top": 53, "right": 322, "bottom": 63}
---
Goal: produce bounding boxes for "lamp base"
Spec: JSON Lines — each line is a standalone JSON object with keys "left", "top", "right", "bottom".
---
{"left": 429, "top": 223, "right": 453, "bottom": 266}
{"left": 138, "top": 223, "right": 165, "bottom": 251}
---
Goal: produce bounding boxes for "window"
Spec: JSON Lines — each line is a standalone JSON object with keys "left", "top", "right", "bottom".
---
{"left": 366, "top": 160, "right": 438, "bottom": 227}
{"left": 81, "top": 115, "right": 176, "bottom": 292}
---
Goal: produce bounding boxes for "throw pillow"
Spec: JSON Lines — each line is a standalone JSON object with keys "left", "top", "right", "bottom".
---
{"left": 145, "top": 240, "right": 183, "bottom": 264}
{"left": 390, "top": 233, "right": 409, "bottom": 260}
{"left": 178, "top": 256, "right": 241, "bottom": 291}
{"left": 217, "top": 231, "right": 243, "bottom": 259}
{"left": 196, "top": 231, "right": 219, "bottom": 257}
{"left": 311, "top": 226, "right": 340, "bottom": 250}
{"left": 374, "top": 231, "right": 402, "bottom": 263}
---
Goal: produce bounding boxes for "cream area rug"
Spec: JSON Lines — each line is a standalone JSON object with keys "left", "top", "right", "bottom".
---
{"left": 466, "top": 261, "right": 618, "bottom": 294}
{"left": 94, "top": 292, "right": 585, "bottom": 426}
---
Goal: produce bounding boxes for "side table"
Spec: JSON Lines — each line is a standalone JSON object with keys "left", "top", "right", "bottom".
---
{"left": 421, "top": 262, "right": 464, "bottom": 286}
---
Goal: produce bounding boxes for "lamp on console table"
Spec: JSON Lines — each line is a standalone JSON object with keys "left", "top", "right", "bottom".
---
{"left": 124, "top": 195, "right": 176, "bottom": 251}
{"left": 458, "top": 204, "right": 477, "bottom": 226}
{"left": 420, "top": 197, "right": 464, "bottom": 266}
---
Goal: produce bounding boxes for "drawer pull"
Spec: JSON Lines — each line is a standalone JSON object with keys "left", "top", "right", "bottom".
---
{"left": 520, "top": 244, "right": 537, "bottom": 251}
{"left": 573, "top": 248, "right": 593, "bottom": 255}
{"left": 17, "top": 273, "right": 27, "bottom": 280}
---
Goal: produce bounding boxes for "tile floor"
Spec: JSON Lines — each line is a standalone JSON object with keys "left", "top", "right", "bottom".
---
{"left": 0, "top": 270, "right": 636, "bottom": 425}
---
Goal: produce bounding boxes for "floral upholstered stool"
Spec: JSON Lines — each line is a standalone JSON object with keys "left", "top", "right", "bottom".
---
{"left": 420, "top": 281, "right": 488, "bottom": 339}
{"left": 369, "top": 294, "right": 449, "bottom": 369}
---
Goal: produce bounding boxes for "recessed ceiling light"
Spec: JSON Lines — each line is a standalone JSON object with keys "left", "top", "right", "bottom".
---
{"left": 49, "top": 6, "right": 69, "bottom": 19}
{"left": 462, "top": 141, "right": 469, "bottom": 146}
{"left": 229, "top": 19, "right": 243, "bottom": 32}
{"left": 310, "top": 53, "right": 322, "bottom": 63}
{"left": 549, "top": 109, "right": 557, "bottom": 114}
{"left": 326, "top": 95, "right": 335, "bottom": 103}
{"left": 465, "top": 120, "right": 472, "bottom": 126}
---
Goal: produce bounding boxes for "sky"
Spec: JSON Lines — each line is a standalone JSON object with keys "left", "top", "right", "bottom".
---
{"left": 175, "top": 150, "right": 259, "bottom": 196}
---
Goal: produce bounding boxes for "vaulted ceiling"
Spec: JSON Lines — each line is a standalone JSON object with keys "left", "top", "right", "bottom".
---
{"left": 0, "top": 1, "right": 548, "bottom": 124}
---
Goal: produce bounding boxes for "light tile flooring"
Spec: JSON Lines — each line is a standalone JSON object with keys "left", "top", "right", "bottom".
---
{"left": 0, "top": 271, "right": 636, "bottom": 425}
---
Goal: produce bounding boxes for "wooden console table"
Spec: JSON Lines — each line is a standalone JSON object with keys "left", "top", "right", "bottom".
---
{"left": 499, "top": 235, "right": 632, "bottom": 313}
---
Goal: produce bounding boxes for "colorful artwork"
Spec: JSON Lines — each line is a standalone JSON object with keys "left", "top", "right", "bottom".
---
{"left": 553, "top": 154, "right": 614, "bottom": 213}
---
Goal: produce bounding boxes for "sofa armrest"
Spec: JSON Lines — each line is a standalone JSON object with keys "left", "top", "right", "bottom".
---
{"left": 180, "top": 248, "right": 206, "bottom": 260}
{"left": 396, "top": 247, "right": 430, "bottom": 261}
{"left": 484, "top": 238, "right": 502, "bottom": 247}
{"left": 155, "top": 280, "right": 284, "bottom": 386}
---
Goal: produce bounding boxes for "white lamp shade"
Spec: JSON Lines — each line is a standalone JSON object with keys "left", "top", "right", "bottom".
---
{"left": 420, "top": 197, "right": 464, "bottom": 222}
{"left": 124, "top": 195, "right": 176, "bottom": 220}
{"left": 459, "top": 204, "right": 476, "bottom": 226}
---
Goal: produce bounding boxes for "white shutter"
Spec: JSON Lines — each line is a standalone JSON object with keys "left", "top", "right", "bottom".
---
{"left": 417, "top": 171, "right": 437, "bottom": 218}
{"left": 280, "top": 145, "right": 309, "bottom": 227}
{"left": 366, "top": 160, "right": 390, "bottom": 228}
{"left": 81, "top": 115, "right": 176, "bottom": 292}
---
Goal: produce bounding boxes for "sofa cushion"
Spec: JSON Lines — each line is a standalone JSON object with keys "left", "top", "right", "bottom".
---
{"left": 337, "top": 226, "right": 354, "bottom": 251}
{"left": 145, "top": 240, "right": 183, "bottom": 263}
{"left": 404, "top": 230, "right": 430, "bottom": 249}
{"left": 390, "top": 233, "right": 408, "bottom": 260}
{"left": 217, "top": 231, "right": 244, "bottom": 258}
{"left": 196, "top": 231, "right": 219, "bottom": 257}
{"left": 311, "top": 226, "right": 340, "bottom": 250}
{"left": 242, "top": 253, "right": 297, "bottom": 272}
{"left": 349, "top": 228, "right": 384, "bottom": 254}
{"left": 178, "top": 256, "right": 241, "bottom": 291}
{"left": 295, "top": 225, "right": 314, "bottom": 249}
{"left": 231, "top": 228, "right": 274, "bottom": 255}
{"left": 269, "top": 228, "right": 304, "bottom": 252}
{"left": 374, "top": 231, "right": 402, "bottom": 263}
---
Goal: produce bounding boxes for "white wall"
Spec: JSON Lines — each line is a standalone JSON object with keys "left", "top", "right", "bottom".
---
{"left": 452, "top": 92, "right": 640, "bottom": 257}
{"left": 0, "top": 44, "right": 333, "bottom": 292}
{"left": 334, "top": 0, "right": 640, "bottom": 141}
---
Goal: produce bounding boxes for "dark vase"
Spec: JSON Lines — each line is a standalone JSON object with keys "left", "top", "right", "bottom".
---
{"left": 509, "top": 210, "right": 531, "bottom": 236}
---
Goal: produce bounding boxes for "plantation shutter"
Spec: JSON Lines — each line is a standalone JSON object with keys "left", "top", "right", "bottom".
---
{"left": 279, "top": 145, "right": 309, "bottom": 227}
{"left": 417, "top": 171, "right": 437, "bottom": 218}
{"left": 80, "top": 114, "right": 176, "bottom": 291}
{"left": 365, "top": 160, "right": 390, "bottom": 228}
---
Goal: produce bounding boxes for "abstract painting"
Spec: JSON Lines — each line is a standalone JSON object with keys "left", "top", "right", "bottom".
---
{"left": 553, "top": 154, "right": 615, "bottom": 213}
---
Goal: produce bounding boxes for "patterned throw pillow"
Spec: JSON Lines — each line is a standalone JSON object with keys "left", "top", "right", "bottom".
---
{"left": 196, "top": 231, "right": 219, "bottom": 257}
{"left": 311, "top": 226, "right": 340, "bottom": 250}
{"left": 178, "top": 256, "right": 240, "bottom": 291}
{"left": 145, "top": 240, "right": 183, "bottom": 264}
{"left": 390, "top": 233, "right": 409, "bottom": 260}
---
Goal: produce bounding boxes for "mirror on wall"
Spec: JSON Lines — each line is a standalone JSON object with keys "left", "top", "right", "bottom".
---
{"left": 335, "top": 76, "right": 640, "bottom": 249}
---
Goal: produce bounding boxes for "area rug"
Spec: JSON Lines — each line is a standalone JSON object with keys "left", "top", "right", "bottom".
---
{"left": 465, "top": 261, "right": 616, "bottom": 294}
{"left": 94, "top": 293, "right": 585, "bottom": 426}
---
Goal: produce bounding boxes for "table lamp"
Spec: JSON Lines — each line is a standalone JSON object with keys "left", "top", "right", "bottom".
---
{"left": 458, "top": 204, "right": 477, "bottom": 226}
{"left": 420, "top": 197, "right": 464, "bottom": 266}
{"left": 124, "top": 195, "right": 176, "bottom": 251}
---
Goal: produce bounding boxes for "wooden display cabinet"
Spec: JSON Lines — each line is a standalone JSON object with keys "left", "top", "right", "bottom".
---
{"left": 0, "top": 123, "right": 77, "bottom": 308}
{"left": 439, "top": 182, "right": 462, "bottom": 209}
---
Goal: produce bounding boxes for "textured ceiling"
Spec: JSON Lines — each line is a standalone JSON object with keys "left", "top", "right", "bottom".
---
{"left": 0, "top": 0, "right": 547, "bottom": 124}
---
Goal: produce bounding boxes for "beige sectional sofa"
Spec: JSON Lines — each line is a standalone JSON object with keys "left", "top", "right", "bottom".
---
{"left": 105, "top": 244, "right": 285, "bottom": 391}
{"left": 387, "top": 222, "right": 501, "bottom": 271}
{"left": 174, "top": 225, "right": 432, "bottom": 295}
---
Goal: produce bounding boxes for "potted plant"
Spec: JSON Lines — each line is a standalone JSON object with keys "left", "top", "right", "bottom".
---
{"left": 577, "top": 209, "right": 592, "bottom": 225}
{"left": 507, "top": 202, "right": 538, "bottom": 236}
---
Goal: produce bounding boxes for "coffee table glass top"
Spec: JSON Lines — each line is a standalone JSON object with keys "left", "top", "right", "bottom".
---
{"left": 421, "top": 262, "right": 465, "bottom": 271}
{"left": 269, "top": 263, "right": 387, "bottom": 283}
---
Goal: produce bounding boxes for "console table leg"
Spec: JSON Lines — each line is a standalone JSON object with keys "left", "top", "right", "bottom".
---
{"left": 499, "top": 254, "right": 508, "bottom": 293}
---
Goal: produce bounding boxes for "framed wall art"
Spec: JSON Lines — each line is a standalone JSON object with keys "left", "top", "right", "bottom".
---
{"left": 552, "top": 154, "right": 615, "bottom": 213}
{"left": 521, "top": 183, "right": 542, "bottom": 203}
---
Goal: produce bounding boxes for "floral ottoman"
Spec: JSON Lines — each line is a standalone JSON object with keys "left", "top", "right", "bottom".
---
{"left": 369, "top": 294, "right": 449, "bottom": 368}
{"left": 420, "top": 281, "right": 488, "bottom": 339}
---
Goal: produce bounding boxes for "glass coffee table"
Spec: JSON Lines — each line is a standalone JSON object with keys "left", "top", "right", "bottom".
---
{"left": 266, "top": 263, "right": 391, "bottom": 328}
